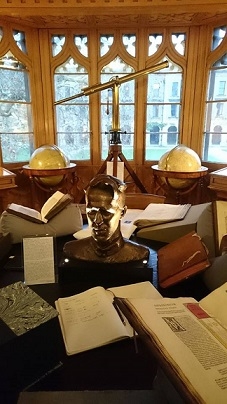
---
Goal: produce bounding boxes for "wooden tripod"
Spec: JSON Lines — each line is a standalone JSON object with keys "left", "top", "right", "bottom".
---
{"left": 55, "top": 61, "right": 169, "bottom": 192}
{"left": 97, "top": 142, "right": 148, "bottom": 193}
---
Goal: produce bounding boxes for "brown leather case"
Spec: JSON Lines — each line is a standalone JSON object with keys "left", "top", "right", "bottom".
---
{"left": 158, "top": 231, "right": 210, "bottom": 288}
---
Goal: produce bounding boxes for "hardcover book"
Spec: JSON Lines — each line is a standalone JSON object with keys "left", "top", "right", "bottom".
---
{"left": 157, "top": 231, "right": 210, "bottom": 288}
{"left": 6, "top": 191, "right": 73, "bottom": 224}
{"left": 115, "top": 282, "right": 227, "bottom": 404}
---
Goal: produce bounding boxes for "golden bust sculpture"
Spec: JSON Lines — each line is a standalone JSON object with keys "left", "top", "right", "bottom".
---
{"left": 63, "top": 174, "right": 150, "bottom": 264}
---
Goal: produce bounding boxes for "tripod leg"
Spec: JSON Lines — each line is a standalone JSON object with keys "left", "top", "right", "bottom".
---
{"left": 119, "top": 152, "right": 148, "bottom": 193}
{"left": 96, "top": 152, "right": 113, "bottom": 175}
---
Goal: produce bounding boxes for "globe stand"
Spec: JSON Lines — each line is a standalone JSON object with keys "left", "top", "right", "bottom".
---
{"left": 151, "top": 165, "right": 208, "bottom": 204}
{"left": 23, "top": 163, "right": 77, "bottom": 211}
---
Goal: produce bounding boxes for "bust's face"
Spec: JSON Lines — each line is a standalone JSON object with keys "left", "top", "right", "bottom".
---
{"left": 86, "top": 186, "right": 124, "bottom": 243}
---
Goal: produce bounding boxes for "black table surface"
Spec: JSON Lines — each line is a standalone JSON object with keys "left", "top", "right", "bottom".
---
{"left": 0, "top": 234, "right": 209, "bottom": 404}
{"left": 0, "top": 235, "right": 161, "bottom": 404}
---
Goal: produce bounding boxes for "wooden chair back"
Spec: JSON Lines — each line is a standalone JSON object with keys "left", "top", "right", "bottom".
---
{"left": 125, "top": 193, "right": 165, "bottom": 210}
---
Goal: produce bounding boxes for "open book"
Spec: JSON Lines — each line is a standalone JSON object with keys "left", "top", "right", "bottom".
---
{"left": 55, "top": 281, "right": 161, "bottom": 356}
{"left": 115, "top": 282, "right": 227, "bottom": 404}
{"left": 133, "top": 203, "right": 191, "bottom": 228}
{"left": 6, "top": 191, "right": 73, "bottom": 224}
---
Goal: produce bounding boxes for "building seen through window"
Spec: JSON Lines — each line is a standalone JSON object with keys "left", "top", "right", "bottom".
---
{"left": 203, "top": 26, "right": 227, "bottom": 163}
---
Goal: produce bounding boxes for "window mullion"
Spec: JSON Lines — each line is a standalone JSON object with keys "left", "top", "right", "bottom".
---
{"left": 135, "top": 28, "right": 147, "bottom": 166}
{"left": 89, "top": 29, "right": 100, "bottom": 167}
{"left": 38, "top": 28, "right": 56, "bottom": 146}
{"left": 184, "top": 26, "right": 208, "bottom": 155}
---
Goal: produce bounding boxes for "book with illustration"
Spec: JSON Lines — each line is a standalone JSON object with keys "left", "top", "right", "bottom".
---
{"left": 115, "top": 282, "right": 227, "bottom": 404}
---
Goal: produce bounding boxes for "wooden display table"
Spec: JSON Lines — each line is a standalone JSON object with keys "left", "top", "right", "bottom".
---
{"left": 0, "top": 168, "right": 17, "bottom": 212}
{"left": 23, "top": 163, "right": 77, "bottom": 211}
{"left": 151, "top": 165, "right": 208, "bottom": 204}
{"left": 0, "top": 167, "right": 17, "bottom": 190}
{"left": 209, "top": 167, "right": 227, "bottom": 200}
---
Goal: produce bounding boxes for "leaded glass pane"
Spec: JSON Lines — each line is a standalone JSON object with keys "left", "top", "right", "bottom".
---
{"left": 162, "top": 58, "right": 182, "bottom": 73}
{"left": 0, "top": 68, "right": 30, "bottom": 102}
{"left": 171, "top": 33, "right": 186, "bottom": 56}
{"left": 55, "top": 57, "right": 87, "bottom": 74}
{"left": 148, "top": 34, "right": 163, "bottom": 56}
{"left": 0, "top": 55, "right": 33, "bottom": 163}
{"left": 74, "top": 35, "right": 88, "bottom": 57}
{"left": 0, "top": 51, "right": 25, "bottom": 70}
{"left": 0, "top": 103, "right": 32, "bottom": 132}
{"left": 101, "top": 57, "right": 135, "bottom": 160}
{"left": 101, "top": 56, "right": 134, "bottom": 76}
{"left": 203, "top": 65, "right": 227, "bottom": 162}
{"left": 51, "top": 35, "right": 66, "bottom": 57}
{"left": 122, "top": 34, "right": 136, "bottom": 57}
{"left": 207, "top": 66, "right": 227, "bottom": 100}
{"left": 54, "top": 58, "right": 90, "bottom": 160}
{"left": 56, "top": 104, "right": 90, "bottom": 160}
{"left": 13, "top": 30, "right": 27, "bottom": 53}
{"left": 145, "top": 57, "right": 182, "bottom": 160}
{"left": 1, "top": 133, "right": 33, "bottom": 163}
{"left": 100, "top": 35, "right": 114, "bottom": 57}
{"left": 212, "top": 27, "right": 227, "bottom": 51}
{"left": 119, "top": 104, "right": 134, "bottom": 135}
{"left": 55, "top": 58, "right": 88, "bottom": 103}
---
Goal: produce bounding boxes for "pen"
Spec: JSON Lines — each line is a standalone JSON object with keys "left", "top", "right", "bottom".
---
{"left": 113, "top": 301, "right": 126, "bottom": 326}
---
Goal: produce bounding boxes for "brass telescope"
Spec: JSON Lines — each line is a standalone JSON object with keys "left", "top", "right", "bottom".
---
{"left": 54, "top": 60, "right": 169, "bottom": 105}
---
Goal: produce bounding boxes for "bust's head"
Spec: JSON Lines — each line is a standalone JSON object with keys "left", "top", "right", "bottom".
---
{"left": 85, "top": 174, "right": 127, "bottom": 243}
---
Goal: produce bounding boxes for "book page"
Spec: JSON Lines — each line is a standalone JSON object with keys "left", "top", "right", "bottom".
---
{"left": 23, "top": 236, "right": 55, "bottom": 285}
{"left": 109, "top": 281, "right": 162, "bottom": 299}
{"left": 123, "top": 296, "right": 227, "bottom": 404}
{"left": 55, "top": 286, "right": 131, "bottom": 355}
{"left": 199, "top": 282, "right": 227, "bottom": 329}
{"left": 213, "top": 200, "right": 227, "bottom": 250}
{"left": 133, "top": 203, "right": 191, "bottom": 228}
{"left": 120, "top": 209, "right": 143, "bottom": 238}
{"left": 41, "top": 191, "right": 64, "bottom": 219}
{"left": 7, "top": 203, "right": 42, "bottom": 221}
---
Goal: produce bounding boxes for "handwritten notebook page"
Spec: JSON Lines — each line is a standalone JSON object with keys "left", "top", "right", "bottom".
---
{"left": 55, "top": 286, "right": 132, "bottom": 355}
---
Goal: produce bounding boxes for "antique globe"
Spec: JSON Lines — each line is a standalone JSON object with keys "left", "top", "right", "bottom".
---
{"left": 29, "top": 144, "right": 70, "bottom": 186}
{"left": 158, "top": 145, "right": 202, "bottom": 189}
